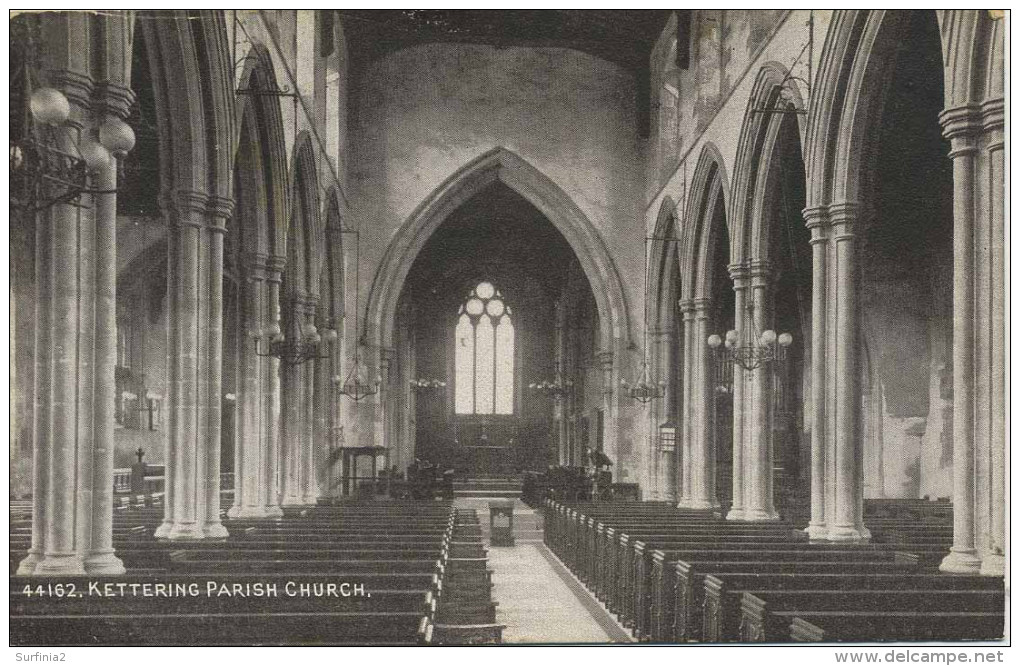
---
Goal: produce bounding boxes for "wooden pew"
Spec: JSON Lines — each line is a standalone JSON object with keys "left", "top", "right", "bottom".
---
{"left": 703, "top": 573, "right": 1003, "bottom": 642}
{"left": 788, "top": 611, "right": 1004, "bottom": 643}
{"left": 670, "top": 559, "right": 920, "bottom": 643}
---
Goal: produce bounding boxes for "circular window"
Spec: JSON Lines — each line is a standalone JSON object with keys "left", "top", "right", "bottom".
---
{"left": 476, "top": 282, "right": 495, "bottom": 299}
{"left": 465, "top": 298, "right": 484, "bottom": 316}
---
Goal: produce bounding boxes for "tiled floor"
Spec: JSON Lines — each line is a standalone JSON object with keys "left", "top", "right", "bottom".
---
{"left": 488, "top": 542, "right": 630, "bottom": 644}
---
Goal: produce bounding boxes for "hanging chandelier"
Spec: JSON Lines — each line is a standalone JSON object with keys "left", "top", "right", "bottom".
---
{"left": 11, "top": 82, "right": 136, "bottom": 213}
{"left": 621, "top": 357, "right": 664, "bottom": 404}
{"left": 337, "top": 229, "right": 379, "bottom": 402}
{"left": 707, "top": 301, "right": 793, "bottom": 374}
{"left": 256, "top": 301, "right": 332, "bottom": 366}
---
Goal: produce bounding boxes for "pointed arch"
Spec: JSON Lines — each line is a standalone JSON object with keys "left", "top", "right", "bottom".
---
{"left": 648, "top": 196, "right": 681, "bottom": 332}
{"left": 136, "top": 10, "right": 234, "bottom": 205}
{"left": 731, "top": 63, "right": 807, "bottom": 265}
{"left": 365, "top": 147, "right": 630, "bottom": 353}
{"left": 234, "top": 41, "right": 289, "bottom": 256}
{"left": 287, "top": 133, "right": 323, "bottom": 298}
{"left": 680, "top": 143, "right": 731, "bottom": 301}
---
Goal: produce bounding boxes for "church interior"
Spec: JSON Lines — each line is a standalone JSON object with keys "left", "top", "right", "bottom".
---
{"left": 9, "top": 10, "right": 1007, "bottom": 646}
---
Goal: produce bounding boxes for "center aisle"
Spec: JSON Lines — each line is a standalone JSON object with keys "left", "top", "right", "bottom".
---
{"left": 451, "top": 498, "right": 631, "bottom": 644}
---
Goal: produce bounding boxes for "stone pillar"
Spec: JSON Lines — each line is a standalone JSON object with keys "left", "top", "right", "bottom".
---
{"left": 228, "top": 253, "right": 270, "bottom": 518}
{"left": 827, "top": 203, "right": 869, "bottom": 542}
{"left": 688, "top": 297, "right": 719, "bottom": 509}
{"left": 19, "top": 71, "right": 127, "bottom": 574}
{"left": 156, "top": 191, "right": 233, "bottom": 541}
{"left": 280, "top": 294, "right": 306, "bottom": 508}
{"left": 802, "top": 206, "right": 829, "bottom": 539}
{"left": 745, "top": 261, "right": 779, "bottom": 521}
{"left": 678, "top": 300, "right": 694, "bottom": 506}
{"left": 979, "top": 99, "right": 1005, "bottom": 576}
{"left": 597, "top": 349, "right": 614, "bottom": 461}
{"left": 379, "top": 347, "right": 396, "bottom": 467}
{"left": 302, "top": 296, "right": 320, "bottom": 505}
{"left": 938, "top": 106, "right": 983, "bottom": 573}
{"left": 203, "top": 197, "right": 231, "bottom": 538}
{"left": 264, "top": 256, "right": 285, "bottom": 517}
{"left": 726, "top": 265, "right": 748, "bottom": 520}
{"left": 647, "top": 327, "right": 667, "bottom": 500}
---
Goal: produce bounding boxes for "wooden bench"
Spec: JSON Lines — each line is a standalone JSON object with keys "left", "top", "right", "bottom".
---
{"left": 702, "top": 573, "right": 1003, "bottom": 642}
{"left": 788, "top": 611, "right": 1003, "bottom": 643}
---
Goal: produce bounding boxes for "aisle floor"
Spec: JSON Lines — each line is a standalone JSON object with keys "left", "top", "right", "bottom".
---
{"left": 487, "top": 542, "right": 632, "bottom": 644}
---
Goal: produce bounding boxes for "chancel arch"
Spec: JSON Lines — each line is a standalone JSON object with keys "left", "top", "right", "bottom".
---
{"left": 366, "top": 147, "right": 630, "bottom": 469}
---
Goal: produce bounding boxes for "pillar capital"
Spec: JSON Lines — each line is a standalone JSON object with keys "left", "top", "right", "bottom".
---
{"left": 727, "top": 262, "right": 750, "bottom": 284}
{"left": 802, "top": 205, "right": 831, "bottom": 244}
{"left": 92, "top": 81, "right": 135, "bottom": 119}
{"left": 828, "top": 201, "right": 859, "bottom": 240}
{"left": 939, "top": 103, "right": 983, "bottom": 141}
{"left": 747, "top": 259, "right": 773, "bottom": 284}
{"left": 596, "top": 350, "right": 614, "bottom": 371}
{"left": 47, "top": 69, "right": 95, "bottom": 111}
{"left": 206, "top": 196, "right": 235, "bottom": 224}
{"left": 692, "top": 297, "right": 711, "bottom": 319}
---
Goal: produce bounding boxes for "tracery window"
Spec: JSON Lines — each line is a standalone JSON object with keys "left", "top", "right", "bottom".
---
{"left": 455, "top": 281, "right": 514, "bottom": 415}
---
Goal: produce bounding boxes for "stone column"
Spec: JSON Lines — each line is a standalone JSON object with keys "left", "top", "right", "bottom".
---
{"left": 84, "top": 127, "right": 128, "bottom": 570}
{"left": 203, "top": 197, "right": 231, "bottom": 538}
{"left": 156, "top": 191, "right": 233, "bottom": 540}
{"left": 302, "top": 296, "right": 320, "bottom": 505}
{"left": 228, "top": 253, "right": 270, "bottom": 518}
{"left": 678, "top": 300, "right": 695, "bottom": 506}
{"left": 979, "top": 99, "right": 1005, "bottom": 576}
{"left": 802, "top": 206, "right": 829, "bottom": 539}
{"left": 659, "top": 327, "right": 677, "bottom": 503}
{"left": 938, "top": 107, "right": 983, "bottom": 573}
{"left": 280, "top": 294, "right": 306, "bottom": 508}
{"left": 263, "top": 256, "right": 285, "bottom": 517}
{"left": 19, "top": 72, "right": 128, "bottom": 574}
{"left": 647, "top": 327, "right": 667, "bottom": 499}
{"left": 726, "top": 265, "right": 749, "bottom": 520}
{"left": 745, "top": 261, "right": 780, "bottom": 521}
{"left": 827, "top": 203, "right": 869, "bottom": 542}
{"left": 688, "top": 298, "right": 719, "bottom": 509}
{"left": 597, "top": 349, "right": 615, "bottom": 469}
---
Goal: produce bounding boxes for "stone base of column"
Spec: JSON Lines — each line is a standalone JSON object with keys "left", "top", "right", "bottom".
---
{"left": 826, "top": 523, "right": 872, "bottom": 542}
{"left": 204, "top": 521, "right": 229, "bottom": 539}
{"left": 230, "top": 505, "right": 272, "bottom": 519}
{"left": 33, "top": 553, "right": 87, "bottom": 575}
{"left": 281, "top": 495, "right": 305, "bottom": 508}
{"left": 682, "top": 498, "right": 721, "bottom": 510}
{"left": 979, "top": 553, "right": 1005, "bottom": 577}
{"left": 939, "top": 548, "right": 983, "bottom": 574}
{"left": 162, "top": 522, "right": 206, "bottom": 541}
{"left": 84, "top": 550, "right": 126, "bottom": 575}
{"left": 742, "top": 507, "right": 781, "bottom": 521}
{"left": 154, "top": 521, "right": 173, "bottom": 540}
{"left": 16, "top": 550, "right": 44, "bottom": 575}
{"left": 265, "top": 506, "right": 284, "bottom": 518}
{"left": 302, "top": 493, "right": 319, "bottom": 505}
{"left": 804, "top": 523, "right": 828, "bottom": 540}
{"left": 725, "top": 508, "right": 745, "bottom": 521}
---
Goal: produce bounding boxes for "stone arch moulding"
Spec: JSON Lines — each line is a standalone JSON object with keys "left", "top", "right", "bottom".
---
{"left": 365, "top": 147, "right": 632, "bottom": 356}
{"left": 731, "top": 62, "right": 807, "bottom": 266}
{"left": 679, "top": 142, "right": 731, "bottom": 302}
{"left": 287, "top": 131, "right": 324, "bottom": 298}
{"left": 648, "top": 196, "right": 680, "bottom": 331}
{"left": 234, "top": 40, "right": 290, "bottom": 256}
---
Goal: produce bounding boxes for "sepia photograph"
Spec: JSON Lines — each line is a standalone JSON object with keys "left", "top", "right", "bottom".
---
{"left": 7, "top": 7, "right": 1009, "bottom": 652}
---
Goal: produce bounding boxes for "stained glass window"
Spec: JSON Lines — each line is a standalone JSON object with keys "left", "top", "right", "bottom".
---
{"left": 455, "top": 282, "right": 515, "bottom": 415}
